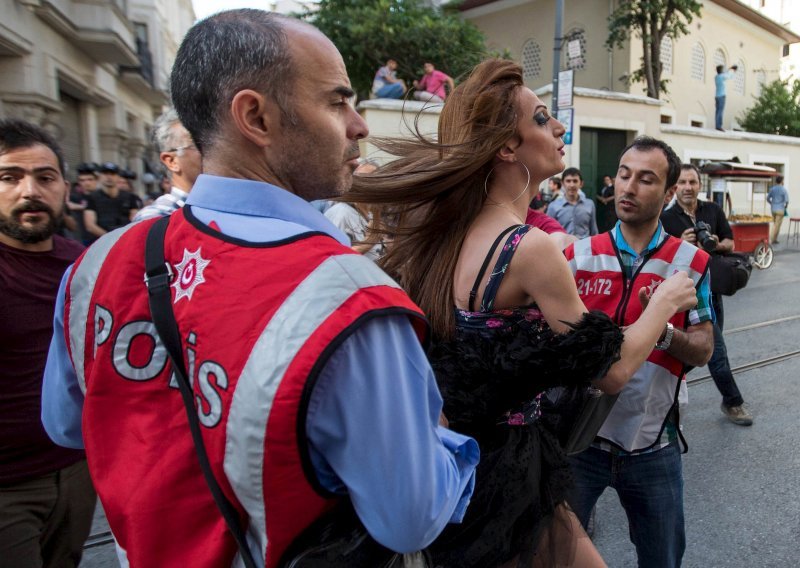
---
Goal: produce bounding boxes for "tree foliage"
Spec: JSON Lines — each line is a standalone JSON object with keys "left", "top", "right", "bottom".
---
{"left": 739, "top": 79, "right": 800, "bottom": 137}
{"left": 606, "top": 0, "right": 702, "bottom": 99}
{"left": 301, "top": 0, "right": 489, "bottom": 100}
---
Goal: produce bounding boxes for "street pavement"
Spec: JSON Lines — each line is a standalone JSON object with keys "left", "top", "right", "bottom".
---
{"left": 81, "top": 241, "right": 800, "bottom": 567}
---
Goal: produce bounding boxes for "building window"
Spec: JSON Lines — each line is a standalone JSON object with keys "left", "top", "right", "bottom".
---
{"left": 133, "top": 22, "right": 148, "bottom": 44}
{"left": 521, "top": 39, "right": 542, "bottom": 80}
{"left": 564, "top": 28, "right": 587, "bottom": 71}
{"left": 691, "top": 43, "right": 705, "bottom": 81}
{"left": 733, "top": 60, "right": 745, "bottom": 95}
{"left": 660, "top": 114, "right": 673, "bottom": 124}
{"left": 713, "top": 48, "right": 726, "bottom": 71}
{"left": 690, "top": 119, "right": 703, "bottom": 128}
{"left": 660, "top": 36, "right": 673, "bottom": 75}
{"left": 783, "top": 44, "right": 790, "bottom": 57}
{"left": 755, "top": 69, "right": 766, "bottom": 95}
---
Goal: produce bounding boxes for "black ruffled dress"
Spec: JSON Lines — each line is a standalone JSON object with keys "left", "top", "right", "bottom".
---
{"left": 428, "top": 225, "right": 624, "bottom": 568}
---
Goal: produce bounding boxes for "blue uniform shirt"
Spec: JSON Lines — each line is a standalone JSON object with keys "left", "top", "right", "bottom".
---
{"left": 42, "top": 174, "right": 478, "bottom": 553}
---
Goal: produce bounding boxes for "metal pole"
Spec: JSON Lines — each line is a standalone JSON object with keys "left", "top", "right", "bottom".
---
{"left": 552, "top": 0, "right": 564, "bottom": 114}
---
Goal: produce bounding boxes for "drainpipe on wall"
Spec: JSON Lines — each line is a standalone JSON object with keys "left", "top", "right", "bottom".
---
{"left": 608, "top": 0, "right": 614, "bottom": 90}
{"left": 552, "top": 0, "right": 564, "bottom": 114}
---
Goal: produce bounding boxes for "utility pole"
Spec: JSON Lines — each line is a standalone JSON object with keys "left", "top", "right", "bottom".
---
{"left": 551, "top": 0, "right": 564, "bottom": 114}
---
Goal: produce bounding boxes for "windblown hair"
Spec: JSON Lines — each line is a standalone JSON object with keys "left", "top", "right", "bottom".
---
{"left": 170, "top": 9, "right": 295, "bottom": 153}
{"left": 346, "top": 59, "right": 525, "bottom": 338}
{"left": 0, "top": 118, "right": 65, "bottom": 176}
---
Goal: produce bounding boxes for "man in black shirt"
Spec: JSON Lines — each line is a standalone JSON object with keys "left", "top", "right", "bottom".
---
{"left": 661, "top": 164, "right": 753, "bottom": 426}
{"left": 83, "top": 162, "right": 138, "bottom": 240}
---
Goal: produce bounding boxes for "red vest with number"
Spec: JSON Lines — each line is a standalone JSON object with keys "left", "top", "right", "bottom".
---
{"left": 63, "top": 208, "right": 427, "bottom": 567}
{"left": 564, "top": 230, "right": 709, "bottom": 452}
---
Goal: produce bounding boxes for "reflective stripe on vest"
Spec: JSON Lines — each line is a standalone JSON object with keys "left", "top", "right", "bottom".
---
{"left": 66, "top": 225, "right": 140, "bottom": 393}
{"left": 225, "top": 254, "right": 403, "bottom": 564}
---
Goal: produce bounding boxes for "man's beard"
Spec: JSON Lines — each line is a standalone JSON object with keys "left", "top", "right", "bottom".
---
{"left": 0, "top": 200, "right": 60, "bottom": 244}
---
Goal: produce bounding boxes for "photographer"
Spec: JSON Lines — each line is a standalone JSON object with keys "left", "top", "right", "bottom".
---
{"left": 661, "top": 164, "right": 753, "bottom": 425}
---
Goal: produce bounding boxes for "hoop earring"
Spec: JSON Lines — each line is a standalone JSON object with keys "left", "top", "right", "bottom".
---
{"left": 484, "top": 162, "right": 531, "bottom": 202}
{"left": 510, "top": 162, "right": 531, "bottom": 203}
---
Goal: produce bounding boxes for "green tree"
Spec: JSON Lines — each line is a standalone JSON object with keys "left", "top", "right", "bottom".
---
{"left": 739, "top": 79, "right": 800, "bottom": 137}
{"left": 301, "top": 0, "right": 489, "bottom": 100}
{"left": 606, "top": 0, "right": 702, "bottom": 99}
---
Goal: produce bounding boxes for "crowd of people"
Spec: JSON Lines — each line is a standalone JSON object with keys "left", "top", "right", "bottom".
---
{"left": 0, "top": 8, "right": 760, "bottom": 568}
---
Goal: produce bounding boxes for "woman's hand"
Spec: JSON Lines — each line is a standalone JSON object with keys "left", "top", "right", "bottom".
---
{"left": 640, "top": 271, "right": 697, "bottom": 314}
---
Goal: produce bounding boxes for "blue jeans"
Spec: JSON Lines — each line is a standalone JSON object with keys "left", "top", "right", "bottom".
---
{"left": 715, "top": 95, "right": 725, "bottom": 129}
{"left": 375, "top": 83, "right": 404, "bottom": 99}
{"left": 568, "top": 443, "right": 685, "bottom": 568}
{"left": 708, "top": 293, "right": 744, "bottom": 407}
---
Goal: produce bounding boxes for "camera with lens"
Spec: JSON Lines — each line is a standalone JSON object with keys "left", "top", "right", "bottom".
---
{"left": 694, "top": 221, "right": 717, "bottom": 252}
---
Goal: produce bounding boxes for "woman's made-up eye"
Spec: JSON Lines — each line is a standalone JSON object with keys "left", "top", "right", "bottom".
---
{"left": 534, "top": 110, "right": 551, "bottom": 126}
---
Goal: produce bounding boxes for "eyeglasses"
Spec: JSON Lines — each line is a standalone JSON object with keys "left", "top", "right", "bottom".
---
{"left": 167, "top": 145, "right": 197, "bottom": 153}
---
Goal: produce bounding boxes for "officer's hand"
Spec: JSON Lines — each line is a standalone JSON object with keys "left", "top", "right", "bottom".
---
{"left": 680, "top": 227, "right": 697, "bottom": 245}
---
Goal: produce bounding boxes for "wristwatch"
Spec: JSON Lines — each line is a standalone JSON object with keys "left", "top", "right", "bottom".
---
{"left": 655, "top": 322, "right": 674, "bottom": 351}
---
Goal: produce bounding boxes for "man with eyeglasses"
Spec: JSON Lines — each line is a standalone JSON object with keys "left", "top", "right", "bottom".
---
{"left": 134, "top": 109, "right": 201, "bottom": 221}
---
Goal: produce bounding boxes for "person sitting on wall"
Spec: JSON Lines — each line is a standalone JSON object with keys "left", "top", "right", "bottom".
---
{"left": 412, "top": 62, "right": 454, "bottom": 103}
{"left": 371, "top": 58, "right": 406, "bottom": 99}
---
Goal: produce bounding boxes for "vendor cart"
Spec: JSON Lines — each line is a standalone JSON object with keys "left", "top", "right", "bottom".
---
{"left": 700, "top": 162, "right": 777, "bottom": 269}
{"left": 730, "top": 221, "right": 773, "bottom": 269}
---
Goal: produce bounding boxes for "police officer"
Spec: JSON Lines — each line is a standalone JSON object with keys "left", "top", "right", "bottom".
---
{"left": 43, "top": 10, "right": 478, "bottom": 566}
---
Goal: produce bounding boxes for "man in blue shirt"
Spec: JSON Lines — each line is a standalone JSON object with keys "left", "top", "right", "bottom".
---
{"left": 42, "top": 10, "right": 477, "bottom": 563}
{"left": 714, "top": 64, "right": 738, "bottom": 131}
{"left": 767, "top": 175, "right": 789, "bottom": 243}
{"left": 547, "top": 166, "right": 598, "bottom": 238}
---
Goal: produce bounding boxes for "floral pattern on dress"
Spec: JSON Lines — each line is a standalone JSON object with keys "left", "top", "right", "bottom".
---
{"left": 455, "top": 225, "right": 545, "bottom": 426}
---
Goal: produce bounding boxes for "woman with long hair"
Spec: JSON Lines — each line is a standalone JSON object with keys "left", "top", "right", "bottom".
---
{"left": 346, "top": 59, "right": 697, "bottom": 567}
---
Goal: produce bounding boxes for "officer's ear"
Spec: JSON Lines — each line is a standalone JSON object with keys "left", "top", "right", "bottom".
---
{"left": 229, "top": 89, "right": 279, "bottom": 148}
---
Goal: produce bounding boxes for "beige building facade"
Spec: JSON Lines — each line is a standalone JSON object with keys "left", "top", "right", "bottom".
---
{"left": 449, "top": 0, "right": 800, "bottom": 229}
{"left": 0, "top": 0, "right": 194, "bottom": 190}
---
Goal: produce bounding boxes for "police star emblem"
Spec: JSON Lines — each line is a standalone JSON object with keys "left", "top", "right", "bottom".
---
{"left": 172, "top": 247, "right": 210, "bottom": 303}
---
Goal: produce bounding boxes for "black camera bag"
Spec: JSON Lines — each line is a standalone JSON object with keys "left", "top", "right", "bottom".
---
{"left": 709, "top": 252, "right": 752, "bottom": 296}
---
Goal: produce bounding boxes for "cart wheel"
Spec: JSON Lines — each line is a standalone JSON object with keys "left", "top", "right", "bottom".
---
{"left": 753, "top": 242, "right": 773, "bottom": 269}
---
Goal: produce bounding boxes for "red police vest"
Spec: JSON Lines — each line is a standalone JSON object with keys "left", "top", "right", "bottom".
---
{"left": 564, "top": 230, "right": 709, "bottom": 452}
{"left": 64, "top": 209, "right": 427, "bottom": 567}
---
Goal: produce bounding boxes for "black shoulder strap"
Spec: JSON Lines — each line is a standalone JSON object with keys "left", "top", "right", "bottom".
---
{"left": 144, "top": 216, "right": 258, "bottom": 568}
{"left": 468, "top": 225, "right": 519, "bottom": 312}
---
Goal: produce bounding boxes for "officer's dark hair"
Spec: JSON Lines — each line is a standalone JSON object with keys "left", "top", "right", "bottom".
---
{"left": 170, "top": 9, "right": 295, "bottom": 154}
{"left": 619, "top": 136, "right": 681, "bottom": 191}
{"left": 562, "top": 167, "right": 583, "bottom": 181}
{"left": 0, "top": 118, "right": 66, "bottom": 176}
{"left": 680, "top": 163, "right": 702, "bottom": 180}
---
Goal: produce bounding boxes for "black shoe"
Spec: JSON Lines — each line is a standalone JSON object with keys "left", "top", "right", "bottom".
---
{"left": 716, "top": 127, "right": 725, "bottom": 131}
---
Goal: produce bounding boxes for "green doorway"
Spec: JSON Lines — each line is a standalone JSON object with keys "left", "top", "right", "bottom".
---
{"left": 579, "top": 127, "right": 628, "bottom": 198}
{"left": 580, "top": 127, "right": 628, "bottom": 233}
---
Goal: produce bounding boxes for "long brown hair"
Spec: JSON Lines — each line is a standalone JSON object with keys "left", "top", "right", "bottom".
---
{"left": 346, "top": 59, "right": 524, "bottom": 339}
